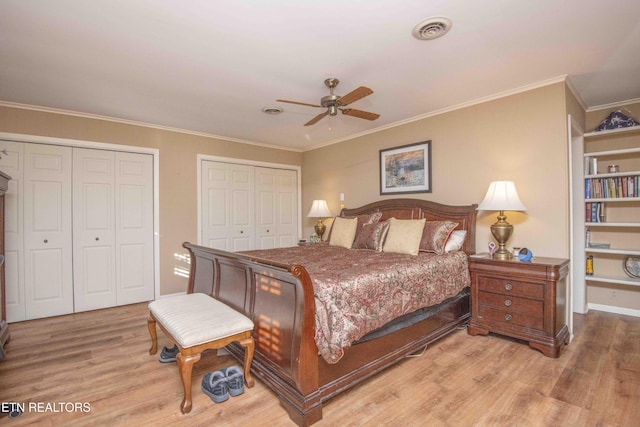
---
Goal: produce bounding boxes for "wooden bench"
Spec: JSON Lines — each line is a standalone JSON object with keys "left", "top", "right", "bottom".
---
{"left": 147, "top": 293, "right": 255, "bottom": 413}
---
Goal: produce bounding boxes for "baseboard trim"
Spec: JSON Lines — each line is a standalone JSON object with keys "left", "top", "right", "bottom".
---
{"left": 588, "top": 303, "right": 640, "bottom": 318}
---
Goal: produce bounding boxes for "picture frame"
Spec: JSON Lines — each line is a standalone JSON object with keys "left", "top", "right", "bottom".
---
{"left": 380, "top": 140, "right": 432, "bottom": 195}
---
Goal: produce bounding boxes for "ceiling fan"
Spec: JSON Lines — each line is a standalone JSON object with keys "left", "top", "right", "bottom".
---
{"left": 277, "top": 78, "right": 380, "bottom": 126}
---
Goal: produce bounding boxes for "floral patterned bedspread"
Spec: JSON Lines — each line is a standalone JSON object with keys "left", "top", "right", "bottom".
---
{"left": 240, "top": 244, "right": 470, "bottom": 364}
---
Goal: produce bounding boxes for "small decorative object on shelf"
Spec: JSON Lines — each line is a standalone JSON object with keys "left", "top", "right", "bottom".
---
{"left": 592, "top": 109, "right": 639, "bottom": 132}
{"left": 622, "top": 256, "right": 640, "bottom": 279}
{"left": 608, "top": 165, "right": 619, "bottom": 173}
{"left": 586, "top": 255, "right": 594, "bottom": 276}
{"left": 488, "top": 241, "right": 497, "bottom": 256}
{"left": 517, "top": 248, "right": 533, "bottom": 262}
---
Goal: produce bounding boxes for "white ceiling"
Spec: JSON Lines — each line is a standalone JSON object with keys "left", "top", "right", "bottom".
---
{"left": 1, "top": 0, "right": 640, "bottom": 151}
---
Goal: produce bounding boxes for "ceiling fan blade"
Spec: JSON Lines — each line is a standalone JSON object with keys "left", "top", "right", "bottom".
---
{"left": 276, "top": 99, "right": 322, "bottom": 108}
{"left": 304, "top": 111, "right": 329, "bottom": 126}
{"left": 337, "top": 86, "right": 373, "bottom": 106}
{"left": 341, "top": 108, "right": 380, "bottom": 121}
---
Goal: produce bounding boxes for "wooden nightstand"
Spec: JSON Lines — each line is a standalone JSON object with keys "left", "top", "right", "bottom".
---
{"left": 467, "top": 254, "right": 570, "bottom": 358}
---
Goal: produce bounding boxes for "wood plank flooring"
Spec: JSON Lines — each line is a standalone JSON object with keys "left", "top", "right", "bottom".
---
{"left": 0, "top": 303, "right": 638, "bottom": 426}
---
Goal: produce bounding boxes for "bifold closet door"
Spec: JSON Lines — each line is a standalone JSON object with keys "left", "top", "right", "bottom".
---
{"left": 255, "top": 167, "right": 297, "bottom": 249}
{"left": 24, "top": 144, "right": 73, "bottom": 319}
{"left": 73, "top": 149, "right": 116, "bottom": 311}
{"left": 201, "top": 161, "right": 254, "bottom": 251}
{"left": 114, "top": 151, "right": 154, "bottom": 306}
{"left": 73, "top": 149, "right": 154, "bottom": 312}
{"left": 0, "top": 141, "right": 25, "bottom": 322}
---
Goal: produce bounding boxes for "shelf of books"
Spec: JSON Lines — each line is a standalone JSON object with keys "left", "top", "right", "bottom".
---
{"left": 583, "top": 124, "right": 640, "bottom": 289}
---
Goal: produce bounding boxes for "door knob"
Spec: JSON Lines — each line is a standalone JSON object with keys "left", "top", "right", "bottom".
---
{"left": 43, "top": 239, "right": 48, "bottom": 244}
{"left": 95, "top": 237, "right": 100, "bottom": 241}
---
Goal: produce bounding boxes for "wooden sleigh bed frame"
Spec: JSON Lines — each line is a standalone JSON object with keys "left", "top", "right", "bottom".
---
{"left": 183, "top": 198, "right": 477, "bottom": 426}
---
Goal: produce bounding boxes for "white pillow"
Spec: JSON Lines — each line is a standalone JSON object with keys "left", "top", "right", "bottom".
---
{"left": 444, "top": 230, "right": 467, "bottom": 252}
{"left": 382, "top": 218, "right": 426, "bottom": 255}
{"left": 329, "top": 217, "right": 358, "bottom": 248}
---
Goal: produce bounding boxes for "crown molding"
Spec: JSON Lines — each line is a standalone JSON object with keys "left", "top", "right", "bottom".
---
{"left": 0, "top": 100, "right": 303, "bottom": 153}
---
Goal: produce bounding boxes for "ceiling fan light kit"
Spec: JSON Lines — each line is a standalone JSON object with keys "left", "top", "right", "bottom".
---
{"left": 277, "top": 78, "right": 380, "bottom": 126}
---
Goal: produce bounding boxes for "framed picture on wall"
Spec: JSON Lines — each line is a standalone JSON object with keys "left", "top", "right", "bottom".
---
{"left": 380, "top": 140, "right": 432, "bottom": 195}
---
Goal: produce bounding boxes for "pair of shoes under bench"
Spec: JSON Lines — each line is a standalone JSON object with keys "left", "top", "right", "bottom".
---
{"left": 159, "top": 344, "right": 179, "bottom": 363}
{"left": 201, "top": 366, "right": 245, "bottom": 403}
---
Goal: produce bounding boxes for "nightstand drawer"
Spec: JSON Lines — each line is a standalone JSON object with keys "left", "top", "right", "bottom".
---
{"left": 478, "top": 291, "right": 543, "bottom": 316}
{"left": 477, "top": 276, "right": 543, "bottom": 299}
{"left": 478, "top": 305, "right": 544, "bottom": 330}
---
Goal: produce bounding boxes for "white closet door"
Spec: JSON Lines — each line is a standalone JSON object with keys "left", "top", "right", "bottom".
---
{"left": 275, "top": 169, "right": 297, "bottom": 248}
{"left": 115, "top": 152, "right": 154, "bottom": 305}
{"left": 255, "top": 168, "right": 277, "bottom": 249}
{"left": 0, "top": 141, "right": 25, "bottom": 322}
{"left": 24, "top": 144, "right": 73, "bottom": 320}
{"left": 255, "top": 167, "right": 298, "bottom": 249}
{"left": 201, "top": 161, "right": 254, "bottom": 251}
{"left": 73, "top": 148, "right": 116, "bottom": 311}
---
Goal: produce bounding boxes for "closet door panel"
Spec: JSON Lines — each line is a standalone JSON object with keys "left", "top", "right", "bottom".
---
{"left": 201, "top": 162, "right": 254, "bottom": 252}
{"left": 276, "top": 170, "right": 297, "bottom": 248}
{"left": 24, "top": 144, "right": 72, "bottom": 320}
{"left": 115, "top": 152, "right": 154, "bottom": 305}
{"left": 0, "top": 141, "right": 25, "bottom": 322}
{"left": 73, "top": 149, "right": 116, "bottom": 312}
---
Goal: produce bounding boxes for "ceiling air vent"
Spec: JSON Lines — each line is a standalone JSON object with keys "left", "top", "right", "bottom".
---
{"left": 262, "top": 107, "right": 283, "bottom": 115}
{"left": 412, "top": 17, "right": 452, "bottom": 40}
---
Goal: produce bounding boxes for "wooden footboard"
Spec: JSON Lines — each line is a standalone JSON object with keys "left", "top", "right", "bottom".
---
{"left": 183, "top": 242, "right": 324, "bottom": 423}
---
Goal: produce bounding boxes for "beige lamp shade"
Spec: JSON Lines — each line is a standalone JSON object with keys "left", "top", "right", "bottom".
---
{"left": 477, "top": 181, "right": 527, "bottom": 212}
{"left": 307, "top": 200, "right": 332, "bottom": 218}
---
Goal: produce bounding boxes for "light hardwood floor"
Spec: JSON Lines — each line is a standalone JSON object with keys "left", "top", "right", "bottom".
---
{"left": 0, "top": 303, "right": 638, "bottom": 426}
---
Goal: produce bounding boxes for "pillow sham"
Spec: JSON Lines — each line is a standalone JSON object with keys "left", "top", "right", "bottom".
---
{"left": 382, "top": 218, "right": 426, "bottom": 255}
{"left": 444, "top": 230, "right": 467, "bottom": 253}
{"left": 352, "top": 220, "right": 390, "bottom": 251}
{"left": 329, "top": 216, "right": 358, "bottom": 248}
{"left": 419, "top": 221, "right": 458, "bottom": 255}
{"left": 327, "top": 211, "right": 382, "bottom": 242}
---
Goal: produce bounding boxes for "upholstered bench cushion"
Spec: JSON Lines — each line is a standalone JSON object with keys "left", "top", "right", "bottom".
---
{"left": 149, "top": 293, "right": 253, "bottom": 348}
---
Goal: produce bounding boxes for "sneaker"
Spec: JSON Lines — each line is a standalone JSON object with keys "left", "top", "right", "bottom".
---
{"left": 159, "top": 344, "right": 179, "bottom": 363}
{"left": 201, "top": 371, "right": 229, "bottom": 403}
{"left": 221, "top": 366, "right": 245, "bottom": 396}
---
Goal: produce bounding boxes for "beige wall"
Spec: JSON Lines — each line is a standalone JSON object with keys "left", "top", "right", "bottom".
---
{"left": 0, "top": 82, "right": 574, "bottom": 297}
{"left": 0, "top": 106, "right": 302, "bottom": 295}
{"left": 302, "top": 82, "right": 571, "bottom": 258}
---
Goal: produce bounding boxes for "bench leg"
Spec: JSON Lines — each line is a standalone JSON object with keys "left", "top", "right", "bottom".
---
{"left": 176, "top": 352, "right": 201, "bottom": 414}
{"left": 147, "top": 315, "right": 158, "bottom": 355}
{"left": 239, "top": 337, "right": 255, "bottom": 388}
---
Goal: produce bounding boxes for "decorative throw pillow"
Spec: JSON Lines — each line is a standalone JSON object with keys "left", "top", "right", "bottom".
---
{"left": 382, "top": 218, "right": 426, "bottom": 255}
{"left": 327, "top": 211, "right": 383, "bottom": 241}
{"left": 419, "top": 221, "right": 459, "bottom": 255}
{"left": 444, "top": 230, "right": 467, "bottom": 253}
{"left": 329, "top": 217, "right": 358, "bottom": 249}
{"left": 352, "top": 220, "right": 390, "bottom": 251}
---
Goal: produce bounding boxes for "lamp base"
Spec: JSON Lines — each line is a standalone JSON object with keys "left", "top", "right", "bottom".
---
{"left": 314, "top": 220, "right": 327, "bottom": 241}
{"left": 490, "top": 211, "right": 514, "bottom": 260}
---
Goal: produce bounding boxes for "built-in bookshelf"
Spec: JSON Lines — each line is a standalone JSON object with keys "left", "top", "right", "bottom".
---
{"left": 583, "top": 125, "right": 640, "bottom": 288}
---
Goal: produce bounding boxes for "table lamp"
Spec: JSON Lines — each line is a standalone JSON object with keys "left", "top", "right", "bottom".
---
{"left": 477, "top": 181, "right": 527, "bottom": 259}
{"left": 307, "top": 200, "right": 332, "bottom": 241}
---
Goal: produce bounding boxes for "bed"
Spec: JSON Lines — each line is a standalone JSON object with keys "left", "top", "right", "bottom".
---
{"left": 183, "top": 198, "right": 477, "bottom": 426}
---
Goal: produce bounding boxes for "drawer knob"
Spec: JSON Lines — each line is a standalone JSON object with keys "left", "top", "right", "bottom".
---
{"left": 505, "top": 314, "right": 513, "bottom": 321}
{"left": 504, "top": 283, "right": 513, "bottom": 291}
{"left": 504, "top": 299, "right": 512, "bottom": 307}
